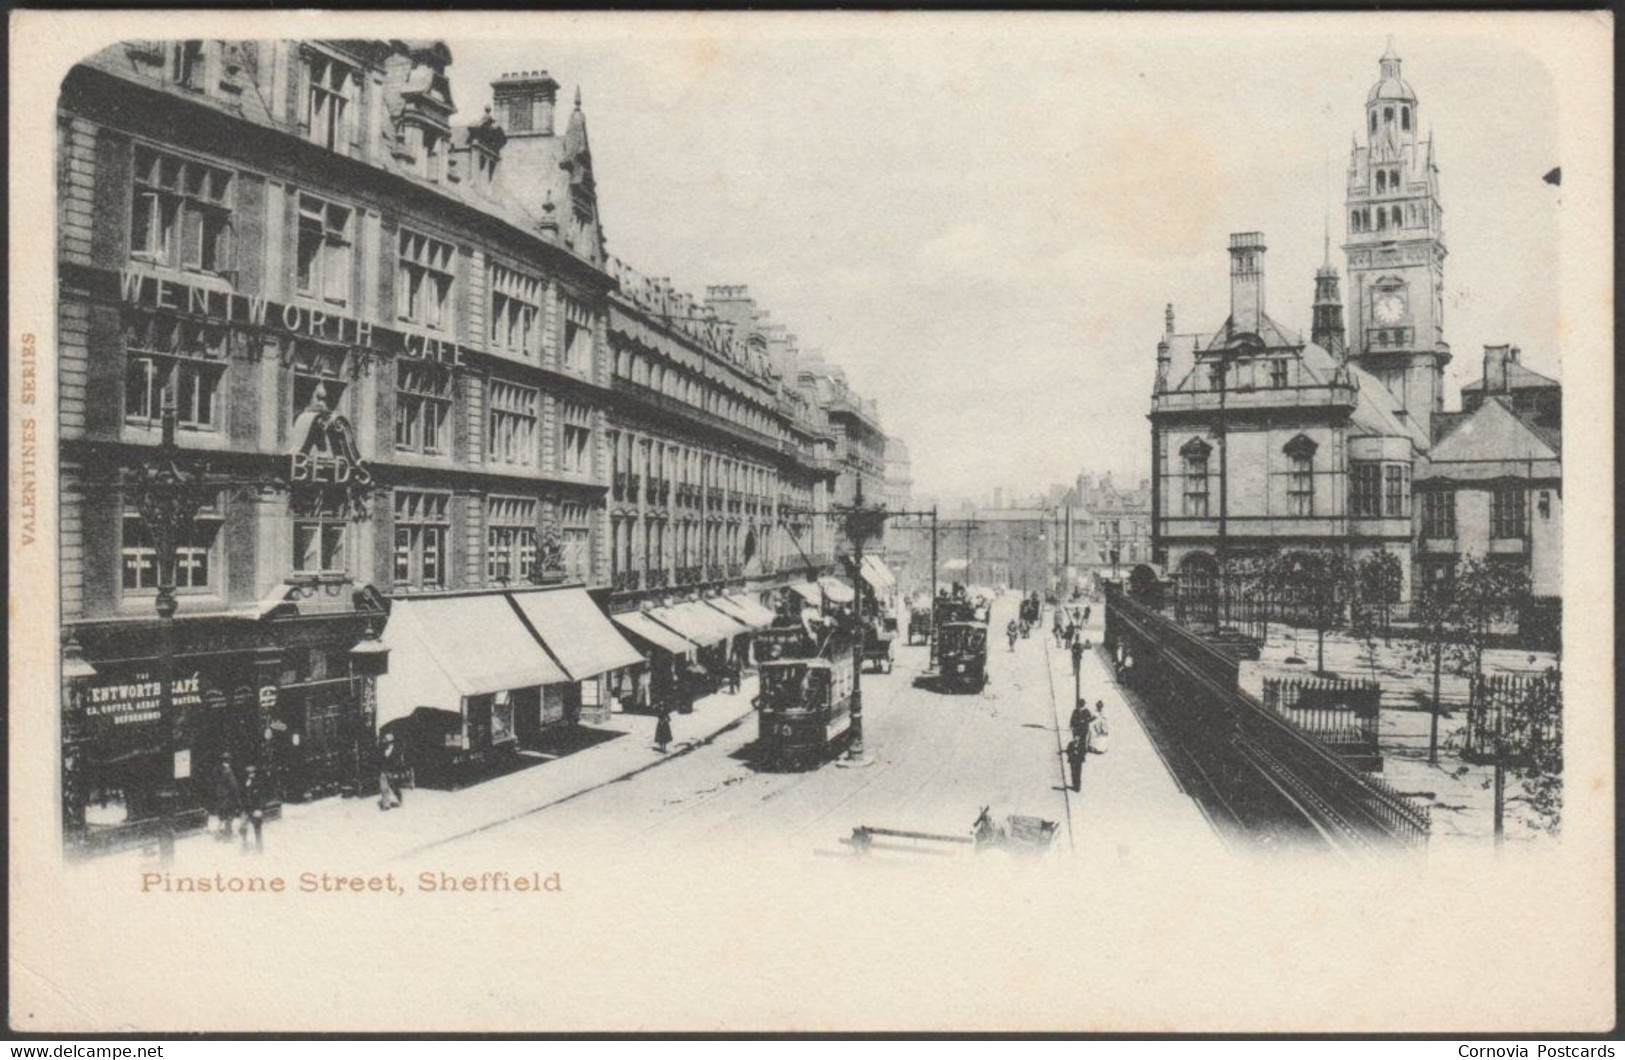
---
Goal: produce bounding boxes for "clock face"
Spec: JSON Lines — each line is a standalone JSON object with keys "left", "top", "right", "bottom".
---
{"left": 1373, "top": 292, "right": 1407, "bottom": 324}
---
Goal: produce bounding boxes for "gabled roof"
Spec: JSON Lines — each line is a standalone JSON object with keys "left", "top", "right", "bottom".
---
{"left": 1426, "top": 396, "right": 1559, "bottom": 466}
{"left": 1462, "top": 360, "right": 1560, "bottom": 393}
{"left": 1348, "top": 363, "right": 1429, "bottom": 449}
{"left": 1206, "top": 310, "right": 1300, "bottom": 352}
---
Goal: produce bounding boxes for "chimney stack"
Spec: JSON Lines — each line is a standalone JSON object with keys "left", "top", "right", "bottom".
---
{"left": 492, "top": 70, "right": 560, "bottom": 137}
{"left": 1227, "top": 232, "right": 1267, "bottom": 335}
{"left": 1483, "top": 344, "right": 1512, "bottom": 393}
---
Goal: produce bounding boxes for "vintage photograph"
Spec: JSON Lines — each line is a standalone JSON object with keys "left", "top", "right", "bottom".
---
{"left": 8, "top": 10, "right": 1613, "bottom": 1035}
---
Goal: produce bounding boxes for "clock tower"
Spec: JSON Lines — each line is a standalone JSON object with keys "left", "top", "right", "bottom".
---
{"left": 1344, "top": 41, "right": 1449, "bottom": 442}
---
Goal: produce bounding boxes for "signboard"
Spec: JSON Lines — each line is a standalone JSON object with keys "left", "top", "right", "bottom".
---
{"left": 84, "top": 671, "right": 203, "bottom": 727}
{"left": 173, "top": 748, "right": 191, "bottom": 780}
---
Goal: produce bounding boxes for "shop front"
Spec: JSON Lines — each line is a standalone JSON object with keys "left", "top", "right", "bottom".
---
{"left": 61, "top": 602, "right": 386, "bottom": 851}
{"left": 507, "top": 586, "right": 645, "bottom": 727}
{"left": 374, "top": 592, "right": 568, "bottom": 783}
{"left": 610, "top": 609, "right": 700, "bottom": 714}
{"left": 648, "top": 601, "right": 749, "bottom": 695}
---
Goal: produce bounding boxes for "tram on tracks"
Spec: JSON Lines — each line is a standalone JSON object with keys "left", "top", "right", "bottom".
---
{"left": 751, "top": 622, "right": 856, "bottom": 768}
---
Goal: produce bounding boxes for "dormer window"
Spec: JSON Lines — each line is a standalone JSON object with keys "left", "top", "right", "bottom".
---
{"left": 306, "top": 53, "right": 357, "bottom": 154}
{"left": 173, "top": 41, "right": 207, "bottom": 92}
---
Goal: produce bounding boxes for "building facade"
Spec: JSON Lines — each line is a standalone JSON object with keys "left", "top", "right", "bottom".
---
{"left": 55, "top": 38, "right": 893, "bottom": 843}
{"left": 1149, "top": 48, "right": 1450, "bottom": 607}
{"left": 1415, "top": 344, "right": 1561, "bottom": 643}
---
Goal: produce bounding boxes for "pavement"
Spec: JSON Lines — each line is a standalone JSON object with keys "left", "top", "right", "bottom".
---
{"left": 1040, "top": 605, "right": 1226, "bottom": 862}
{"left": 81, "top": 677, "right": 762, "bottom": 878}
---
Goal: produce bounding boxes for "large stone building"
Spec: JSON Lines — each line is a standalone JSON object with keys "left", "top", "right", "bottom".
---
{"left": 54, "top": 39, "right": 891, "bottom": 844}
{"left": 1148, "top": 44, "right": 1560, "bottom": 633}
{"left": 1149, "top": 46, "right": 1452, "bottom": 606}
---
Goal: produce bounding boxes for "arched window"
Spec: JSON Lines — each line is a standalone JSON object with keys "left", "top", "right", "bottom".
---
{"left": 1377, "top": 209, "right": 1387, "bottom": 231}
{"left": 1384, "top": 107, "right": 1394, "bottom": 124}
{"left": 1390, "top": 168, "right": 1401, "bottom": 188}
{"left": 1370, "top": 111, "right": 1378, "bottom": 134}
{"left": 1401, "top": 106, "right": 1411, "bottom": 131}
{"left": 1284, "top": 434, "right": 1318, "bottom": 517}
{"left": 1392, "top": 206, "right": 1403, "bottom": 228}
{"left": 1179, "top": 437, "right": 1212, "bottom": 518}
{"left": 1376, "top": 170, "right": 1387, "bottom": 194}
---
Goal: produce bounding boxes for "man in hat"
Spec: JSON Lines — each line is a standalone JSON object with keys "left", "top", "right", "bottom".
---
{"left": 212, "top": 752, "right": 242, "bottom": 841}
{"left": 378, "top": 732, "right": 405, "bottom": 811}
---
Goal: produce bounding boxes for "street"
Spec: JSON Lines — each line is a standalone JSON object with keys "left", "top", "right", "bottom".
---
{"left": 437, "top": 594, "right": 1075, "bottom": 861}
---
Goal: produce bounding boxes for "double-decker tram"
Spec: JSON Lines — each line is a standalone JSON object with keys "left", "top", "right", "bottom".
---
{"left": 751, "top": 623, "right": 855, "bottom": 768}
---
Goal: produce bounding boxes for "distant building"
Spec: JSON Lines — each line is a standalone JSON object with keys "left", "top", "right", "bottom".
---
{"left": 1415, "top": 344, "right": 1561, "bottom": 638}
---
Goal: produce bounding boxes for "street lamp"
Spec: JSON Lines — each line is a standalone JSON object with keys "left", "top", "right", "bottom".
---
{"left": 838, "top": 478, "right": 888, "bottom": 764}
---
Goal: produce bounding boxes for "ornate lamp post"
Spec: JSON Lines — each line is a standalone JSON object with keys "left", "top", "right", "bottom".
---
{"left": 125, "top": 389, "right": 216, "bottom": 862}
{"left": 838, "top": 478, "right": 889, "bottom": 763}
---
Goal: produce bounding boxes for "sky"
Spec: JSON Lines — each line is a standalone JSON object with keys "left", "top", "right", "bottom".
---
{"left": 442, "top": 14, "right": 1563, "bottom": 508}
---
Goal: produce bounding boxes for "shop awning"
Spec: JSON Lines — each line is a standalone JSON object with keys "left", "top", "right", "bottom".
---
{"left": 943, "top": 559, "right": 969, "bottom": 572}
{"left": 705, "top": 594, "right": 775, "bottom": 632}
{"left": 508, "top": 587, "right": 645, "bottom": 681}
{"left": 818, "top": 576, "right": 856, "bottom": 604}
{"left": 860, "top": 555, "right": 896, "bottom": 594}
{"left": 789, "top": 581, "right": 823, "bottom": 605}
{"left": 612, "top": 610, "right": 696, "bottom": 656}
{"left": 650, "top": 601, "right": 746, "bottom": 648}
{"left": 376, "top": 595, "right": 569, "bottom": 729}
{"left": 725, "top": 593, "right": 779, "bottom": 628}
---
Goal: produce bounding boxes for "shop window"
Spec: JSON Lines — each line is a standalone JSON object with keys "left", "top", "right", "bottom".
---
{"left": 130, "top": 145, "right": 234, "bottom": 273}
{"left": 1491, "top": 488, "right": 1527, "bottom": 540}
{"left": 397, "top": 229, "right": 456, "bottom": 332}
{"left": 121, "top": 496, "right": 223, "bottom": 593}
{"left": 1351, "top": 462, "right": 1382, "bottom": 518}
{"left": 487, "top": 379, "right": 538, "bottom": 468}
{"left": 1421, "top": 491, "right": 1456, "bottom": 539}
{"left": 394, "top": 362, "right": 453, "bottom": 456}
{"left": 1384, "top": 464, "right": 1410, "bottom": 518}
{"left": 489, "top": 263, "right": 541, "bottom": 359}
{"left": 296, "top": 193, "right": 353, "bottom": 306}
{"left": 306, "top": 52, "right": 356, "bottom": 154}
{"left": 487, "top": 496, "right": 538, "bottom": 583}
{"left": 393, "top": 490, "right": 449, "bottom": 590}
{"left": 124, "top": 316, "right": 228, "bottom": 432}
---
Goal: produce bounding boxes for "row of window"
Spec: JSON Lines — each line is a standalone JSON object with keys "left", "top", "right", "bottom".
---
{"left": 126, "top": 145, "right": 596, "bottom": 371}
{"left": 608, "top": 515, "right": 764, "bottom": 578}
{"left": 120, "top": 323, "right": 595, "bottom": 472}
{"left": 1350, "top": 202, "right": 1427, "bottom": 234}
{"left": 120, "top": 490, "right": 594, "bottom": 596}
{"left": 608, "top": 430, "right": 773, "bottom": 504}
{"left": 1206, "top": 358, "right": 1293, "bottom": 392}
{"left": 613, "top": 343, "right": 776, "bottom": 438}
{"left": 1370, "top": 104, "right": 1413, "bottom": 134}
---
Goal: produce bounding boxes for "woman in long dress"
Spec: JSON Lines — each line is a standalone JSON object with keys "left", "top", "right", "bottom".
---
{"left": 1089, "top": 700, "right": 1111, "bottom": 754}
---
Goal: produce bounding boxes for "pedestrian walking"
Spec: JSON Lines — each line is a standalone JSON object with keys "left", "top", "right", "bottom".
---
{"left": 1083, "top": 605, "right": 1092, "bottom": 625}
{"left": 1065, "top": 735, "right": 1086, "bottom": 792}
{"left": 1070, "top": 637, "right": 1084, "bottom": 677}
{"left": 212, "top": 753, "right": 241, "bottom": 841}
{"left": 377, "top": 732, "right": 404, "bottom": 811}
{"left": 239, "top": 763, "right": 267, "bottom": 853}
{"left": 654, "top": 708, "right": 674, "bottom": 753}
{"left": 1065, "top": 621, "right": 1078, "bottom": 649}
{"left": 726, "top": 654, "right": 742, "bottom": 695}
{"left": 1090, "top": 701, "right": 1111, "bottom": 755}
{"left": 1069, "top": 699, "right": 1092, "bottom": 745}
{"left": 1053, "top": 616, "right": 1065, "bottom": 647}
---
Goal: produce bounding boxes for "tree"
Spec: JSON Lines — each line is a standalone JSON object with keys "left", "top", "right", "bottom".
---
{"left": 1276, "top": 550, "right": 1354, "bottom": 674}
{"left": 1351, "top": 550, "right": 1405, "bottom": 683}
{"left": 1408, "top": 566, "right": 1464, "bottom": 765}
